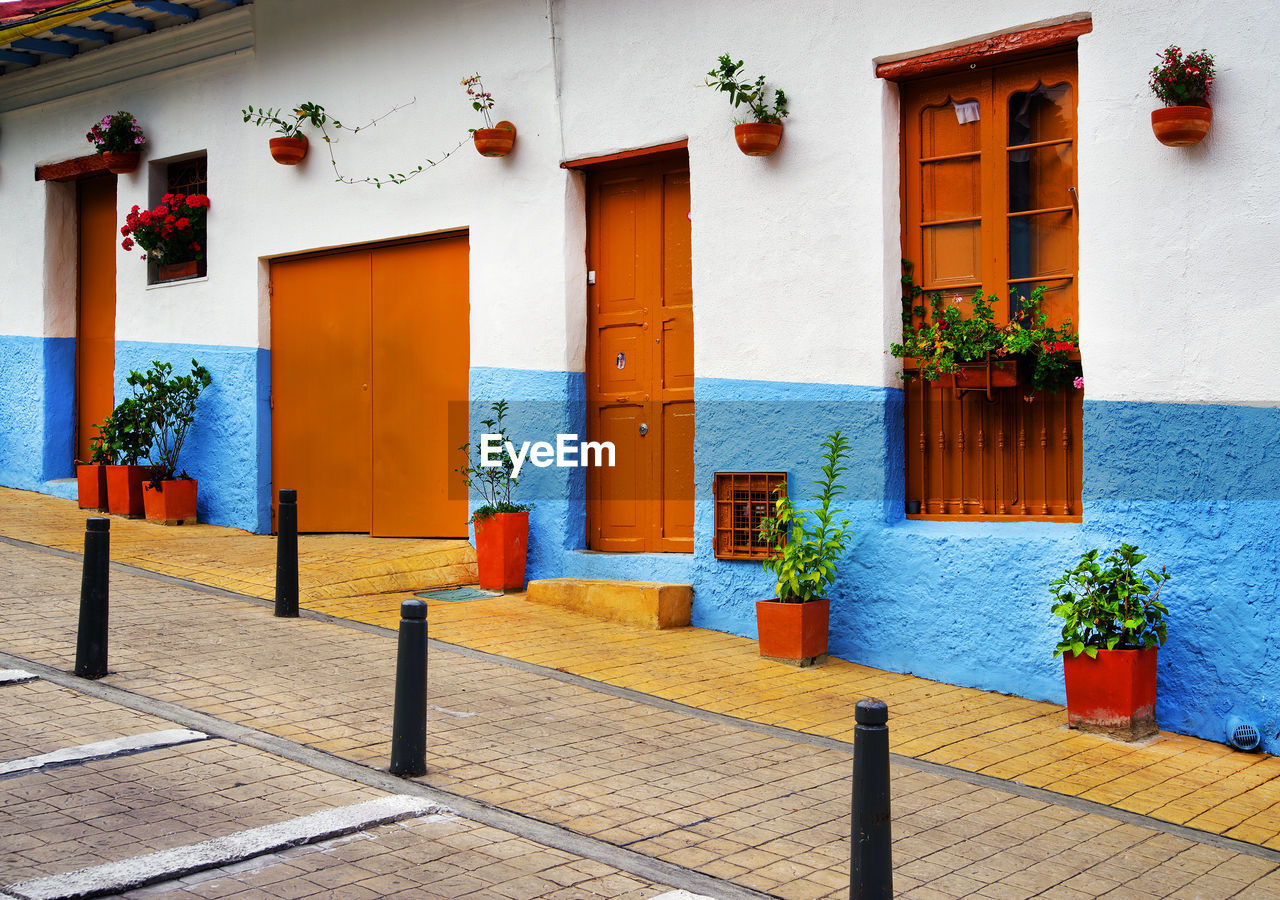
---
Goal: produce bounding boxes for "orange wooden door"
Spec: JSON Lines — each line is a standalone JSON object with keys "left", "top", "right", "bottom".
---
{"left": 76, "top": 176, "right": 117, "bottom": 462}
{"left": 370, "top": 239, "right": 469, "bottom": 537}
{"left": 270, "top": 234, "right": 470, "bottom": 536}
{"left": 586, "top": 155, "right": 693, "bottom": 552}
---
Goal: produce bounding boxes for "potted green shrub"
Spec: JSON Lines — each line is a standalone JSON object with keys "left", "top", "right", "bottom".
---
{"left": 461, "top": 74, "right": 516, "bottom": 157}
{"left": 1051, "top": 543, "right": 1171, "bottom": 740}
{"left": 756, "top": 430, "right": 854, "bottom": 666}
{"left": 86, "top": 110, "right": 146, "bottom": 174}
{"left": 129, "top": 360, "right": 212, "bottom": 525}
{"left": 706, "top": 53, "right": 789, "bottom": 156}
{"left": 75, "top": 424, "right": 112, "bottom": 512}
{"left": 458, "top": 401, "right": 533, "bottom": 590}
{"left": 1149, "top": 45, "right": 1215, "bottom": 146}
{"left": 100, "top": 397, "right": 154, "bottom": 518}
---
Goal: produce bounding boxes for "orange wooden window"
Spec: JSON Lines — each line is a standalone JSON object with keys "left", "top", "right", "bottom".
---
{"left": 900, "top": 53, "right": 1082, "bottom": 520}
{"left": 713, "top": 472, "right": 786, "bottom": 560}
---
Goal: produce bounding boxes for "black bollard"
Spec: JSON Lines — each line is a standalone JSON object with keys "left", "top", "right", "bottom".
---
{"left": 74, "top": 517, "right": 110, "bottom": 679}
{"left": 389, "top": 598, "right": 428, "bottom": 777}
{"left": 275, "top": 489, "right": 299, "bottom": 618}
{"left": 851, "top": 697, "right": 892, "bottom": 899}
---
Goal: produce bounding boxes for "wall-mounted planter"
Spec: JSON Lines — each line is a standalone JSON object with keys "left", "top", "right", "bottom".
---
{"left": 102, "top": 151, "right": 140, "bottom": 174}
{"left": 734, "top": 122, "right": 783, "bottom": 156}
{"left": 1151, "top": 105, "right": 1212, "bottom": 146}
{"left": 269, "top": 135, "right": 309, "bottom": 165}
{"left": 157, "top": 260, "right": 200, "bottom": 282}
{"left": 473, "top": 121, "right": 516, "bottom": 157}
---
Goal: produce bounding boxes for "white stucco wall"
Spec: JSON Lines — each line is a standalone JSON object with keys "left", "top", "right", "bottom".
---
{"left": 1, "top": 0, "right": 1276, "bottom": 403}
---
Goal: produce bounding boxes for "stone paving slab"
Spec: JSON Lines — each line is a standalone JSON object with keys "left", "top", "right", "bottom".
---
{"left": 1, "top": 539, "right": 1279, "bottom": 898}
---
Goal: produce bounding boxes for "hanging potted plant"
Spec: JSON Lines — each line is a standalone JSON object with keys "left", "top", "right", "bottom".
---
{"left": 1051, "top": 544, "right": 1171, "bottom": 740}
{"left": 462, "top": 74, "right": 516, "bottom": 157}
{"left": 241, "top": 102, "right": 333, "bottom": 164}
{"left": 131, "top": 359, "right": 212, "bottom": 525}
{"left": 75, "top": 423, "right": 112, "bottom": 512}
{"left": 120, "top": 192, "right": 211, "bottom": 282}
{"left": 756, "top": 430, "right": 854, "bottom": 666}
{"left": 890, "top": 268, "right": 1081, "bottom": 398}
{"left": 705, "top": 53, "right": 789, "bottom": 156}
{"left": 86, "top": 110, "right": 146, "bottom": 174}
{"left": 1149, "top": 45, "right": 1215, "bottom": 146}
{"left": 100, "top": 397, "right": 155, "bottom": 518}
{"left": 459, "top": 400, "right": 533, "bottom": 590}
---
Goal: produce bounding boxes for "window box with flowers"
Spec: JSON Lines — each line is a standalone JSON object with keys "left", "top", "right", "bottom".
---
{"left": 1149, "top": 45, "right": 1215, "bottom": 146}
{"left": 87, "top": 111, "right": 147, "bottom": 174}
{"left": 120, "top": 193, "right": 211, "bottom": 283}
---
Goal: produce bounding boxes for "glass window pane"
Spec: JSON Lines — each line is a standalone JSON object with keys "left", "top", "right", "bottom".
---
{"left": 1009, "top": 210, "right": 1073, "bottom": 284}
{"left": 1009, "top": 143, "right": 1075, "bottom": 214}
{"left": 1008, "top": 82, "right": 1072, "bottom": 146}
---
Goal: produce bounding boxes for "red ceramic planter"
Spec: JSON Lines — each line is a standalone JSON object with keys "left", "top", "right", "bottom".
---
{"left": 77, "top": 464, "right": 108, "bottom": 511}
{"left": 474, "top": 511, "right": 529, "bottom": 590}
{"left": 756, "top": 597, "right": 829, "bottom": 665}
{"left": 269, "top": 135, "right": 309, "bottom": 165}
{"left": 105, "top": 464, "right": 148, "bottom": 517}
{"left": 472, "top": 121, "right": 516, "bottom": 157}
{"left": 1063, "top": 647, "right": 1158, "bottom": 740}
{"left": 734, "top": 122, "right": 783, "bottom": 156}
{"left": 143, "top": 479, "right": 198, "bottom": 525}
{"left": 1151, "top": 105, "right": 1212, "bottom": 147}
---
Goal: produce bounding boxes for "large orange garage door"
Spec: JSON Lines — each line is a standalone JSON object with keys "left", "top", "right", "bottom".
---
{"left": 270, "top": 235, "right": 469, "bottom": 537}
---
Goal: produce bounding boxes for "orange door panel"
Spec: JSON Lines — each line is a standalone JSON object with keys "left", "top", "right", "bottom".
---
{"left": 587, "top": 153, "right": 693, "bottom": 552}
{"left": 271, "top": 252, "right": 374, "bottom": 533}
{"left": 76, "top": 176, "right": 117, "bottom": 463}
{"left": 371, "top": 239, "right": 469, "bottom": 537}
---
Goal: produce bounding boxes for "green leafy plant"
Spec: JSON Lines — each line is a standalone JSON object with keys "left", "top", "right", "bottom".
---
{"left": 126, "top": 359, "right": 212, "bottom": 484}
{"left": 95, "top": 397, "right": 153, "bottom": 466}
{"left": 758, "top": 431, "right": 854, "bottom": 603}
{"left": 705, "top": 53, "right": 789, "bottom": 124}
{"left": 891, "top": 261, "right": 1081, "bottom": 392}
{"left": 84, "top": 422, "right": 113, "bottom": 465}
{"left": 1149, "top": 45, "right": 1215, "bottom": 107}
{"left": 458, "top": 400, "right": 533, "bottom": 523}
{"left": 242, "top": 97, "right": 469, "bottom": 187}
{"left": 1051, "top": 544, "right": 1170, "bottom": 658}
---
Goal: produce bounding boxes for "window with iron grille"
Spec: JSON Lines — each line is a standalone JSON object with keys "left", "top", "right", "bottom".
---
{"left": 714, "top": 472, "right": 785, "bottom": 560}
{"left": 166, "top": 155, "right": 207, "bottom": 197}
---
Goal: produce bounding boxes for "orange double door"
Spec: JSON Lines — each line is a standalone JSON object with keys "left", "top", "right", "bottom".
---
{"left": 586, "top": 153, "right": 694, "bottom": 553}
{"left": 270, "top": 236, "right": 469, "bottom": 537}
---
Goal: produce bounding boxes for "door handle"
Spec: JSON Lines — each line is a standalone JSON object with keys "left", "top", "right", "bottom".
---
{"left": 639, "top": 423, "right": 648, "bottom": 435}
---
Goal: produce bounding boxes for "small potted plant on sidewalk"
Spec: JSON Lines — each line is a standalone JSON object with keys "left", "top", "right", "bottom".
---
{"left": 459, "top": 400, "right": 533, "bottom": 590}
{"left": 462, "top": 74, "right": 516, "bottom": 157}
{"left": 86, "top": 110, "right": 146, "bottom": 174}
{"left": 1051, "top": 543, "right": 1171, "bottom": 740}
{"left": 120, "top": 192, "right": 211, "bottom": 282}
{"left": 1149, "top": 45, "right": 1215, "bottom": 146}
{"left": 756, "top": 430, "right": 854, "bottom": 666}
{"left": 75, "top": 424, "right": 112, "bottom": 512}
{"left": 130, "top": 360, "right": 212, "bottom": 525}
{"left": 705, "top": 53, "right": 789, "bottom": 156}
{"left": 101, "top": 398, "right": 155, "bottom": 518}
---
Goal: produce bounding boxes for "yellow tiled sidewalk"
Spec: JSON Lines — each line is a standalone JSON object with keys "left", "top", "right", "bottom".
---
{"left": 3, "top": 486, "right": 1278, "bottom": 853}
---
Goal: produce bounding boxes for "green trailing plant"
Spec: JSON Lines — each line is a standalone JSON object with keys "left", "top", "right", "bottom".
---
{"left": 457, "top": 400, "right": 533, "bottom": 523}
{"left": 705, "top": 53, "right": 789, "bottom": 124}
{"left": 126, "top": 359, "right": 212, "bottom": 484}
{"left": 1051, "top": 544, "right": 1170, "bottom": 658}
{"left": 1149, "top": 45, "right": 1215, "bottom": 107}
{"left": 460, "top": 73, "right": 495, "bottom": 131}
{"left": 758, "top": 431, "right": 854, "bottom": 603}
{"left": 891, "top": 261, "right": 1081, "bottom": 392}
{"left": 241, "top": 98, "right": 469, "bottom": 188}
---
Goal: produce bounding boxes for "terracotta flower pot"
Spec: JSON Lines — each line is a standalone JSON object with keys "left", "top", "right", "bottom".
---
{"left": 269, "top": 135, "right": 309, "bottom": 165}
{"left": 143, "top": 479, "right": 198, "bottom": 525}
{"left": 157, "top": 260, "right": 200, "bottom": 282}
{"left": 102, "top": 151, "right": 140, "bottom": 174}
{"left": 734, "top": 122, "right": 784, "bottom": 156}
{"left": 1063, "top": 647, "right": 1158, "bottom": 740}
{"left": 1151, "top": 105, "right": 1212, "bottom": 147}
{"left": 939, "top": 360, "right": 1018, "bottom": 391}
{"left": 76, "top": 464, "right": 108, "bottom": 511}
{"left": 755, "top": 597, "right": 829, "bottom": 665}
{"left": 472, "top": 121, "right": 516, "bottom": 157}
{"left": 474, "top": 511, "right": 529, "bottom": 590}
{"left": 105, "top": 464, "right": 149, "bottom": 518}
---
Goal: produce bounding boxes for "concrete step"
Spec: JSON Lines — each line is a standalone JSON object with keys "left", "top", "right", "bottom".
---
{"left": 526, "top": 578, "right": 692, "bottom": 629}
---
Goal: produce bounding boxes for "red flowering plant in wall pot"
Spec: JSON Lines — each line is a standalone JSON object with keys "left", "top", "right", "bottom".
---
{"left": 87, "top": 110, "right": 146, "bottom": 174}
{"left": 1149, "top": 45, "right": 1215, "bottom": 146}
{"left": 120, "top": 192, "right": 210, "bottom": 282}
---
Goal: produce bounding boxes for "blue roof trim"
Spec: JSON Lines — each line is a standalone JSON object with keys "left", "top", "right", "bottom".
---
{"left": 134, "top": 1, "right": 199, "bottom": 20}
{"left": 51, "top": 25, "right": 114, "bottom": 44}
{"left": 0, "top": 48, "right": 40, "bottom": 65}
{"left": 12, "top": 36, "right": 77, "bottom": 57}
{"left": 89, "top": 12, "right": 155, "bottom": 31}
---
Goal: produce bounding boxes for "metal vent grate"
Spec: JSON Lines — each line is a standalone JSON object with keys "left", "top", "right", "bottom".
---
{"left": 1228, "top": 721, "right": 1261, "bottom": 752}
